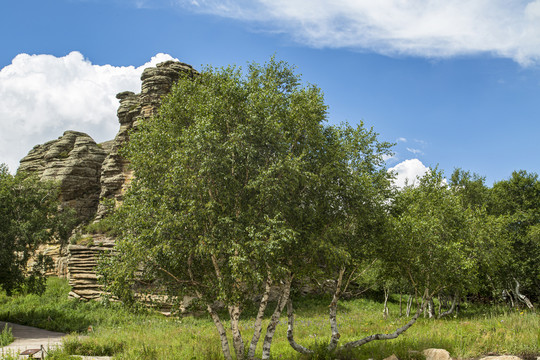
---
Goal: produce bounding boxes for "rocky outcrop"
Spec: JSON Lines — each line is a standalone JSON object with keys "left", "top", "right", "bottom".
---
{"left": 96, "top": 60, "right": 197, "bottom": 218}
{"left": 67, "top": 235, "right": 115, "bottom": 300}
{"left": 19, "top": 130, "right": 108, "bottom": 221}
{"left": 67, "top": 60, "right": 198, "bottom": 299}
{"left": 18, "top": 60, "right": 198, "bottom": 295}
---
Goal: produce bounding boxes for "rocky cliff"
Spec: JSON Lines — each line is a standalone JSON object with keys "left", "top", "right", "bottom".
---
{"left": 19, "top": 60, "right": 198, "bottom": 297}
{"left": 96, "top": 60, "right": 196, "bottom": 218}
{"left": 19, "top": 130, "right": 107, "bottom": 221}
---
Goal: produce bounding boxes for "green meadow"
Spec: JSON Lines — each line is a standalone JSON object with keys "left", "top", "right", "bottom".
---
{"left": 0, "top": 278, "right": 537, "bottom": 360}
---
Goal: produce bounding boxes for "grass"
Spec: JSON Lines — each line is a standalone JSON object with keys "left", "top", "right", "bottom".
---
{"left": 0, "top": 278, "right": 538, "bottom": 359}
{"left": 0, "top": 323, "right": 14, "bottom": 347}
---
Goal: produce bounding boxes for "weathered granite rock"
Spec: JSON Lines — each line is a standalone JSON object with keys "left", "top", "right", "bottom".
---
{"left": 27, "top": 241, "right": 69, "bottom": 277}
{"left": 19, "top": 130, "right": 108, "bottom": 220}
{"left": 96, "top": 61, "right": 197, "bottom": 218}
{"left": 422, "top": 348, "right": 452, "bottom": 360}
{"left": 67, "top": 235, "right": 116, "bottom": 300}
{"left": 478, "top": 356, "right": 523, "bottom": 360}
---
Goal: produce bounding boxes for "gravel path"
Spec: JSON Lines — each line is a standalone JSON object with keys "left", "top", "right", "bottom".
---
{"left": 0, "top": 321, "right": 111, "bottom": 359}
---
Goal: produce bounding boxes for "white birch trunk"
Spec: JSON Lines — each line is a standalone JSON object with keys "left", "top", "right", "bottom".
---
{"left": 399, "top": 293, "right": 403, "bottom": 317}
{"left": 382, "top": 288, "right": 390, "bottom": 320}
{"left": 328, "top": 268, "right": 345, "bottom": 351}
{"left": 207, "top": 304, "right": 233, "bottom": 360}
{"left": 229, "top": 305, "right": 245, "bottom": 360}
{"left": 247, "top": 277, "right": 272, "bottom": 360}
{"left": 437, "top": 293, "right": 458, "bottom": 319}
{"left": 406, "top": 295, "right": 412, "bottom": 317}
{"left": 261, "top": 275, "right": 292, "bottom": 360}
{"left": 514, "top": 279, "right": 534, "bottom": 309}
{"left": 341, "top": 290, "right": 428, "bottom": 350}
{"left": 287, "top": 298, "right": 313, "bottom": 354}
{"left": 427, "top": 297, "right": 434, "bottom": 318}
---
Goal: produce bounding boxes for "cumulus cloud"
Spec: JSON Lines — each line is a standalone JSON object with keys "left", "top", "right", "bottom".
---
{"left": 0, "top": 51, "right": 177, "bottom": 172}
{"left": 389, "top": 158, "right": 430, "bottom": 188}
{"left": 175, "top": 0, "right": 540, "bottom": 66}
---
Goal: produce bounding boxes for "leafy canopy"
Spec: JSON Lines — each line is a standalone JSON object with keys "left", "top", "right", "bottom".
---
{"left": 0, "top": 164, "right": 73, "bottom": 295}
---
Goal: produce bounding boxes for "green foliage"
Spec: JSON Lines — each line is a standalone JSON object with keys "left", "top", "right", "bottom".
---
{"left": 99, "top": 57, "right": 394, "bottom": 358}
{"left": 0, "top": 164, "right": 76, "bottom": 295}
{"left": 387, "top": 170, "right": 492, "bottom": 297}
{"left": 488, "top": 170, "right": 540, "bottom": 302}
{"left": 0, "top": 323, "right": 14, "bottom": 346}
{"left": 44, "top": 349, "right": 81, "bottom": 360}
{"left": 0, "top": 278, "right": 153, "bottom": 334}
{"left": 63, "top": 336, "right": 126, "bottom": 356}
{"left": 83, "top": 215, "right": 121, "bottom": 237}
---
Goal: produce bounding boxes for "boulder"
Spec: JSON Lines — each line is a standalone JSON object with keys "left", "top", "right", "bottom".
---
{"left": 422, "top": 348, "right": 452, "bottom": 360}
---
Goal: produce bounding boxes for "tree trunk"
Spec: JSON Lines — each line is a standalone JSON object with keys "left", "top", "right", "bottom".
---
{"left": 328, "top": 267, "right": 346, "bottom": 351}
{"left": 514, "top": 279, "right": 534, "bottom": 310}
{"left": 341, "top": 290, "right": 428, "bottom": 349}
{"left": 207, "top": 304, "right": 233, "bottom": 360}
{"left": 286, "top": 299, "right": 313, "bottom": 354}
{"left": 503, "top": 289, "right": 515, "bottom": 308}
{"left": 427, "top": 297, "right": 435, "bottom": 318}
{"left": 437, "top": 293, "right": 458, "bottom": 319}
{"left": 399, "top": 293, "right": 403, "bottom": 317}
{"left": 382, "top": 287, "right": 390, "bottom": 320}
{"left": 261, "top": 275, "right": 292, "bottom": 360}
{"left": 406, "top": 295, "right": 413, "bottom": 317}
{"left": 247, "top": 277, "right": 272, "bottom": 360}
{"left": 229, "top": 304, "right": 245, "bottom": 360}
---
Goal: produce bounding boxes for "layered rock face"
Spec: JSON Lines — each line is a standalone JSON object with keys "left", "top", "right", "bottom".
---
{"left": 68, "top": 61, "right": 197, "bottom": 299}
{"left": 96, "top": 60, "right": 197, "bottom": 218}
{"left": 19, "top": 60, "right": 197, "bottom": 298}
{"left": 19, "top": 130, "right": 108, "bottom": 220}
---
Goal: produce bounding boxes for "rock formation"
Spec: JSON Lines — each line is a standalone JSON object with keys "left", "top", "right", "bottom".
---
{"left": 19, "top": 130, "right": 108, "bottom": 221}
{"left": 69, "top": 61, "right": 196, "bottom": 299}
{"left": 67, "top": 235, "right": 115, "bottom": 300}
{"left": 18, "top": 60, "right": 198, "bottom": 299}
{"left": 96, "top": 60, "right": 197, "bottom": 218}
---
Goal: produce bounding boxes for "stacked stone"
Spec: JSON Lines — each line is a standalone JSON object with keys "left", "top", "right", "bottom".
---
{"left": 67, "top": 235, "right": 115, "bottom": 300}
{"left": 96, "top": 60, "right": 197, "bottom": 218}
{"left": 19, "top": 130, "right": 108, "bottom": 221}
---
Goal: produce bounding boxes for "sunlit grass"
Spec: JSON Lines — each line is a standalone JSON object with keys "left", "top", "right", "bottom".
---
{"left": 0, "top": 279, "right": 538, "bottom": 359}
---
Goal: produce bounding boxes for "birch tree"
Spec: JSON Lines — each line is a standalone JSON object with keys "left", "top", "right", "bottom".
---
{"left": 100, "top": 58, "right": 384, "bottom": 359}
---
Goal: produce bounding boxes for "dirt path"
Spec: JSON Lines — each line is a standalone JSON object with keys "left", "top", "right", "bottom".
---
{"left": 0, "top": 321, "right": 110, "bottom": 359}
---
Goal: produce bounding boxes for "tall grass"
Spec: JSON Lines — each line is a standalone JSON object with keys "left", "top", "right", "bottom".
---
{"left": 0, "top": 323, "right": 14, "bottom": 347}
{"left": 0, "top": 279, "right": 538, "bottom": 359}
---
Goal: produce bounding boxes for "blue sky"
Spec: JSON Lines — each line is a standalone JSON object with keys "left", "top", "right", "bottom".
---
{"left": 1, "top": 0, "right": 540, "bottom": 186}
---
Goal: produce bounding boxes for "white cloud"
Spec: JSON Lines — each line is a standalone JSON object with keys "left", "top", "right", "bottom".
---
{"left": 406, "top": 147, "right": 423, "bottom": 155}
{"left": 389, "top": 158, "right": 430, "bottom": 188}
{"left": 0, "top": 51, "right": 177, "bottom": 173}
{"left": 396, "top": 137, "right": 407, "bottom": 143}
{"left": 175, "top": 0, "right": 540, "bottom": 66}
